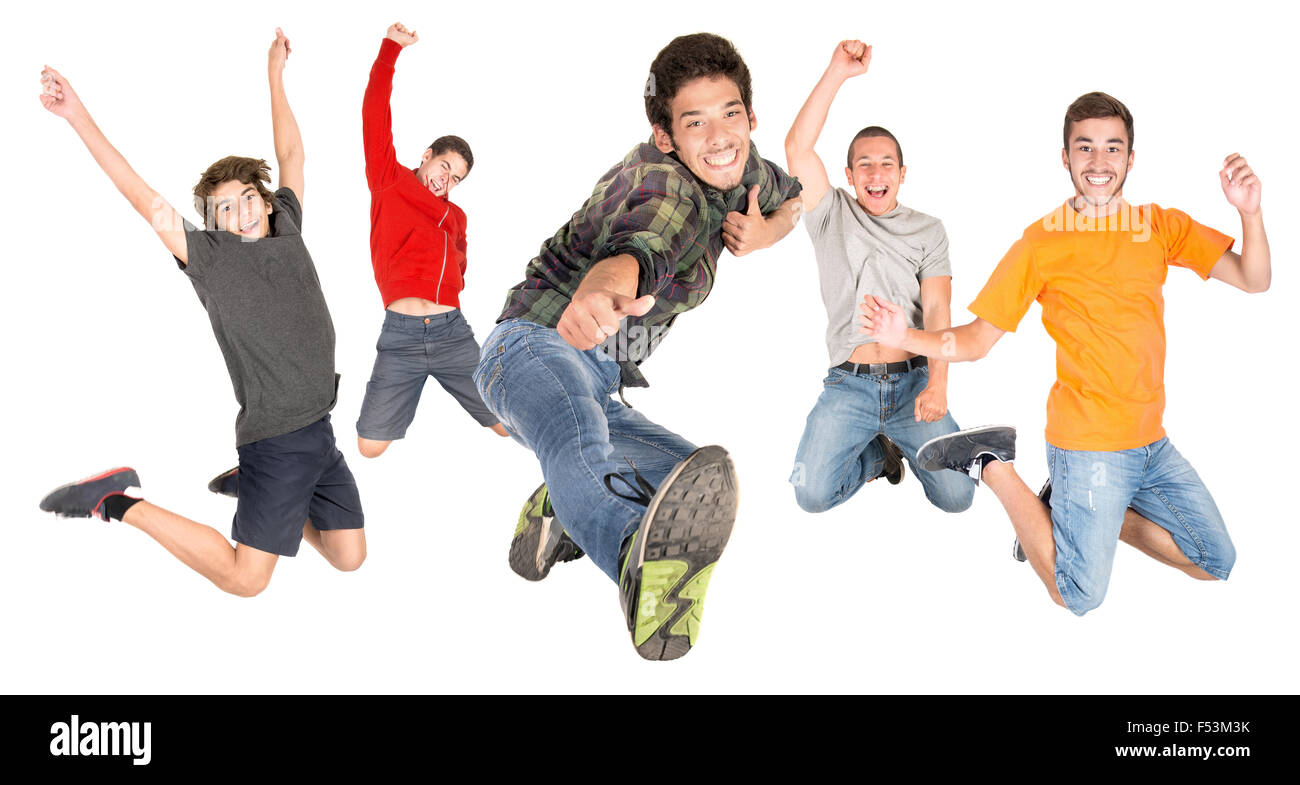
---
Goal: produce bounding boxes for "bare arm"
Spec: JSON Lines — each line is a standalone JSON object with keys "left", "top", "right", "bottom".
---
{"left": 268, "top": 29, "right": 304, "bottom": 202}
{"left": 783, "top": 40, "right": 872, "bottom": 214}
{"left": 1208, "top": 153, "right": 1269, "bottom": 293}
{"left": 860, "top": 294, "right": 1005, "bottom": 362}
{"left": 40, "top": 66, "right": 187, "bottom": 263}
{"left": 913, "top": 276, "right": 953, "bottom": 421}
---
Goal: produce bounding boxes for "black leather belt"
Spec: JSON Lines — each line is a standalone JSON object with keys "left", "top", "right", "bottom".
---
{"left": 835, "top": 356, "right": 928, "bottom": 376}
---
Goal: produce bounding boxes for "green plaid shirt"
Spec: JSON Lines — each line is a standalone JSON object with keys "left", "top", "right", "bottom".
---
{"left": 498, "top": 141, "right": 801, "bottom": 387}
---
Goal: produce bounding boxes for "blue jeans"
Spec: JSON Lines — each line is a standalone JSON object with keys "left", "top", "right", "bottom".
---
{"left": 1047, "top": 437, "right": 1235, "bottom": 616}
{"left": 790, "top": 365, "right": 975, "bottom": 514}
{"left": 474, "top": 319, "right": 697, "bottom": 582}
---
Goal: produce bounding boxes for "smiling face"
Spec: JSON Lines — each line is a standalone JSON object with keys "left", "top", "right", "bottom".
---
{"left": 1062, "top": 116, "right": 1134, "bottom": 211}
{"left": 845, "top": 136, "right": 906, "bottom": 215}
{"left": 652, "top": 75, "right": 754, "bottom": 192}
{"left": 210, "top": 179, "right": 273, "bottom": 238}
{"left": 416, "top": 149, "right": 469, "bottom": 199}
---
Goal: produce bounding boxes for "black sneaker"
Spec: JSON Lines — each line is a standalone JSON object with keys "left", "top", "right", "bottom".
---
{"left": 916, "top": 425, "right": 1016, "bottom": 484}
{"left": 1013, "top": 480, "right": 1051, "bottom": 563}
{"left": 877, "top": 434, "right": 905, "bottom": 485}
{"left": 207, "top": 467, "right": 239, "bottom": 498}
{"left": 509, "top": 483, "right": 585, "bottom": 581}
{"left": 614, "top": 446, "right": 738, "bottom": 661}
{"left": 40, "top": 467, "right": 140, "bottom": 521}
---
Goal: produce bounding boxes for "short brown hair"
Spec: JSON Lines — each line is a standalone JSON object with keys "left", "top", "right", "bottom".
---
{"left": 1063, "top": 92, "right": 1134, "bottom": 151}
{"left": 846, "top": 126, "right": 904, "bottom": 168}
{"left": 193, "top": 156, "right": 275, "bottom": 229}
{"left": 430, "top": 136, "right": 474, "bottom": 175}
{"left": 645, "top": 33, "right": 753, "bottom": 137}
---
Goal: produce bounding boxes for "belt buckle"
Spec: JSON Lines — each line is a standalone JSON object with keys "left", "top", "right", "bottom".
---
{"left": 869, "top": 363, "right": 888, "bottom": 376}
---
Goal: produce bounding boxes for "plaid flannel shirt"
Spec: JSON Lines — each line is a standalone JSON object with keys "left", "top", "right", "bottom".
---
{"left": 498, "top": 140, "right": 801, "bottom": 387}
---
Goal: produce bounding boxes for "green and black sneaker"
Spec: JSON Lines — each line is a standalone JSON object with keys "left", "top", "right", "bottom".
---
{"left": 509, "top": 483, "right": 584, "bottom": 581}
{"left": 613, "top": 445, "right": 738, "bottom": 661}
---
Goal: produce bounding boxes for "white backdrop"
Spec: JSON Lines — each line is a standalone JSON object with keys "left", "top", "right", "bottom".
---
{"left": 2, "top": 0, "right": 1293, "bottom": 694}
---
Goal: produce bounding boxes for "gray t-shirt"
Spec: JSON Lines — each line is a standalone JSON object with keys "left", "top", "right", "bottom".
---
{"left": 805, "top": 187, "right": 952, "bottom": 366}
{"left": 176, "top": 187, "right": 338, "bottom": 447}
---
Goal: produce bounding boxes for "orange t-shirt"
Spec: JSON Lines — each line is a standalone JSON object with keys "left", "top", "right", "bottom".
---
{"left": 969, "top": 202, "right": 1234, "bottom": 451}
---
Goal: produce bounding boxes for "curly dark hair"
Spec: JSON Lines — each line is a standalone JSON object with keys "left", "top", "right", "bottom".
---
{"left": 645, "top": 33, "right": 752, "bottom": 136}
{"left": 193, "top": 156, "right": 275, "bottom": 229}
{"left": 429, "top": 135, "right": 474, "bottom": 175}
{"left": 1063, "top": 92, "right": 1134, "bottom": 151}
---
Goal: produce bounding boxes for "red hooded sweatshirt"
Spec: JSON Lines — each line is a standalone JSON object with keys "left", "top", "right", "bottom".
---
{"left": 363, "top": 38, "right": 468, "bottom": 308}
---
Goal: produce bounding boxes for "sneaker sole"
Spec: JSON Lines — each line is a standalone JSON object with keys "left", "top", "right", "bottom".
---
{"left": 915, "top": 424, "right": 1017, "bottom": 473}
{"left": 628, "top": 445, "right": 738, "bottom": 661}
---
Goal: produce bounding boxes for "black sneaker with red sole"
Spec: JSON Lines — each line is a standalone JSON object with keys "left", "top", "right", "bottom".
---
{"left": 40, "top": 467, "right": 140, "bottom": 521}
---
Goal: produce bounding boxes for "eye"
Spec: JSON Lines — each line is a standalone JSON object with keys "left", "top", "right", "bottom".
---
{"left": 686, "top": 119, "right": 703, "bottom": 128}
{"left": 1079, "top": 145, "right": 1092, "bottom": 153}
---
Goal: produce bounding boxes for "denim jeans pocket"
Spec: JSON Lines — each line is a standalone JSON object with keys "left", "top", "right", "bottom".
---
{"left": 823, "top": 368, "right": 849, "bottom": 387}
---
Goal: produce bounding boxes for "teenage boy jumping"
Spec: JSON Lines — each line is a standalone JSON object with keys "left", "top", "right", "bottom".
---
{"left": 862, "top": 92, "right": 1269, "bottom": 615}
{"left": 784, "top": 39, "right": 974, "bottom": 518}
{"left": 38, "top": 29, "right": 365, "bottom": 596}
{"left": 477, "top": 33, "right": 803, "bottom": 659}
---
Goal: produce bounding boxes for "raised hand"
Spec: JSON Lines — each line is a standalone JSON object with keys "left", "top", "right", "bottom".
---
{"left": 1220, "top": 153, "right": 1261, "bottom": 215}
{"left": 722, "top": 185, "right": 774, "bottom": 256}
{"left": 39, "top": 66, "right": 87, "bottom": 123}
{"left": 829, "top": 39, "right": 872, "bottom": 80}
{"left": 858, "top": 294, "right": 907, "bottom": 348}
{"left": 268, "top": 27, "right": 291, "bottom": 73}
{"left": 386, "top": 22, "right": 419, "bottom": 47}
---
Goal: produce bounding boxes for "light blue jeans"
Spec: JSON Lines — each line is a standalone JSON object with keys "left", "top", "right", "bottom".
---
{"left": 790, "top": 365, "right": 975, "bottom": 514}
{"left": 1047, "top": 437, "right": 1235, "bottom": 616}
{"left": 474, "top": 319, "right": 697, "bottom": 583}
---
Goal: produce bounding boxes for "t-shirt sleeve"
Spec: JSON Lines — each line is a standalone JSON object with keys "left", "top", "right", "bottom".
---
{"left": 175, "top": 218, "right": 223, "bottom": 276}
{"left": 804, "top": 186, "right": 840, "bottom": 241}
{"left": 274, "top": 187, "right": 303, "bottom": 233}
{"left": 1151, "top": 204, "right": 1234, "bottom": 280}
{"left": 917, "top": 220, "right": 953, "bottom": 280}
{"left": 968, "top": 235, "right": 1043, "bottom": 333}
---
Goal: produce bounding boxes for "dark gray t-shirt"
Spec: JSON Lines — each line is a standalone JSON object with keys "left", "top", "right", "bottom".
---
{"left": 806, "top": 187, "right": 953, "bottom": 366}
{"left": 176, "top": 187, "right": 338, "bottom": 447}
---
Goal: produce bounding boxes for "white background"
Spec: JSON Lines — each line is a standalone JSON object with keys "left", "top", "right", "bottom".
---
{"left": 2, "top": 0, "right": 1294, "bottom": 694}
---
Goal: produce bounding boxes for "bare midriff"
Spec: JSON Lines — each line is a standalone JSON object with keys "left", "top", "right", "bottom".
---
{"left": 847, "top": 342, "right": 916, "bottom": 364}
{"left": 387, "top": 297, "right": 457, "bottom": 316}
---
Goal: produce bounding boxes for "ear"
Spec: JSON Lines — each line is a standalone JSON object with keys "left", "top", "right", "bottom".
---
{"left": 264, "top": 197, "right": 274, "bottom": 216}
{"left": 652, "top": 125, "right": 675, "bottom": 154}
{"left": 898, "top": 164, "right": 907, "bottom": 185}
{"left": 421, "top": 148, "right": 434, "bottom": 164}
{"left": 748, "top": 107, "right": 757, "bottom": 132}
{"left": 1061, "top": 147, "right": 1070, "bottom": 172}
{"left": 1127, "top": 149, "right": 1135, "bottom": 172}
{"left": 844, "top": 166, "right": 853, "bottom": 187}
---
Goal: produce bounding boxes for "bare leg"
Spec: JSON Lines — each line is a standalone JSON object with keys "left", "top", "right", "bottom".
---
{"left": 120, "top": 501, "right": 277, "bottom": 596}
{"left": 980, "top": 460, "right": 1067, "bottom": 607}
{"left": 357, "top": 436, "right": 392, "bottom": 459}
{"left": 300, "top": 520, "right": 366, "bottom": 571}
{"left": 490, "top": 423, "right": 509, "bottom": 437}
{"left": 1119, "top": 509, "right": 1217, "bottom": 580}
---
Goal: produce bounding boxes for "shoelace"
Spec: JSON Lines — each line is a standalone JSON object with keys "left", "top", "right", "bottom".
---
{"left": 603, "top": 460, "right": 657, "bottom": 506}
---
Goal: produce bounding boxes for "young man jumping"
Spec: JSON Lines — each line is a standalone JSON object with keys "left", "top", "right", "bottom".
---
{"left": 37, "top": 29, "right": 365, "bottom": 596}
{"left": 477, "top": 33, "right": 803, "bottom": 659}
{"left": 354, "top": 21, "right": 507, "bottom": 458}
{"left": 784, "top": 39, "right": 974, "bottom": 517}
{"left": 862, "top": 92, "right": 1269, "bottom": 615}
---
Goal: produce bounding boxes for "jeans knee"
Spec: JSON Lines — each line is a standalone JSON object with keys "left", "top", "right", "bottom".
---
{"left": 792, "top": 483, "right": 835, "bottom": 514}
{"left": 928, "top": 482, "right": 975, "bottom": 514}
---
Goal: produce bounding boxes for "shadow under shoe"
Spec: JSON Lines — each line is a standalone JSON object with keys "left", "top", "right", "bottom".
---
{"left": 614, "top": 446, "right": 738, "bottom": 661}
{"left": 509, "top": 483, "right": 585, "bottom": 581}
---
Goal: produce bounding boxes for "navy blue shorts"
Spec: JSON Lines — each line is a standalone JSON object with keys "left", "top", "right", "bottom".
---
{"left": 233, "top": 415, "right": 364, "bottom": 557}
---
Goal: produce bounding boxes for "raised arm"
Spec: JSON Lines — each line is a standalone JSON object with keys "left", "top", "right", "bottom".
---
{"left": 39, "top": 66, "right": 187, "bottom": 263}
{"left": 268, "top": 28, "right": 304, "bottom": 202}
{"left": 1208, "top": 153, "right": 1270, "bottom": 293}
{"left": 363, "top": 23, "right": 418, "bottom": 190}
{"left": 860, "top": 294, "right": 1006, "bottom": 363}
{"left": 784, "top": 40, "right": 872, "bottom": 214}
